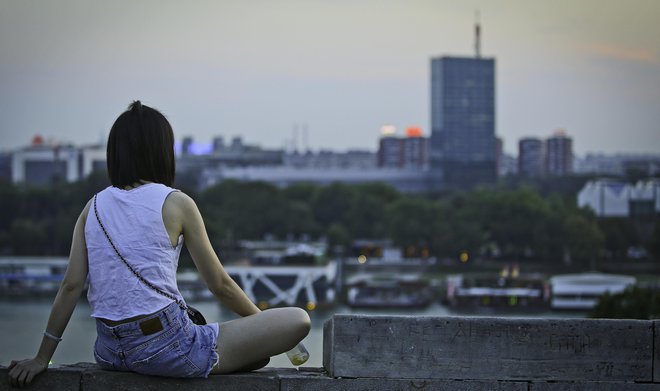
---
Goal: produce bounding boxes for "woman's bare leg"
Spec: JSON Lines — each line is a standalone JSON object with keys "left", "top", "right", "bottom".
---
{"left": 211, "top": 307, "right": 310, "bottom": 374}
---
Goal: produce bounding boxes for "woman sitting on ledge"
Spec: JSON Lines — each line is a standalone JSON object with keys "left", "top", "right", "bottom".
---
{"left": 8, "top": 101, "right": 311, "bottom": 387}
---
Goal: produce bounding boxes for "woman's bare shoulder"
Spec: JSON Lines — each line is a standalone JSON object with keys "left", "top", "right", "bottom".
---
{"left": 164, "top": 190, "right": 200, "bottom": 221}
{"left": 166, "top": 190, "right": 197, "bottom": 209}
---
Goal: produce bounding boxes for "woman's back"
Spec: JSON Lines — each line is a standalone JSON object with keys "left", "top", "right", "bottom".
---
{"left": 85, "top": 183, "right": 184, "bottom": 321}
{"left": 8, "top": 102, "right": 309, "bottom": 387}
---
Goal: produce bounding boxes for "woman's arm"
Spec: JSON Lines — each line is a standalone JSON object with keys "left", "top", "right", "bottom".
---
{"left": 168, "top": 192, "right": 260, "bottom": 317}
{"left": 8, "top": 201, "right": 90, "bottom": 388}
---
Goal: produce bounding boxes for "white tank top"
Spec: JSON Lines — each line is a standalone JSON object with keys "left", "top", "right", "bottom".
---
{"left": 85, "top": 183, "right": 185, "bottom": 320}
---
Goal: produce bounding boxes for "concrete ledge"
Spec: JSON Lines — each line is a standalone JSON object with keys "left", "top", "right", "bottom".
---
{"left": 3, "top": 315, "right": 659, "bottom": 389}
{"left": 654, "top": 321, "right": 660, "bottom": 382}
{"left": 81, "top": 366, "right": 291, "bottom": 391}
{"left": 4, "top": 365, "right": 660, "bottom": 390}
{"left": 0, "top": 363, "right": 86, "bottom": 391}
{"left": 529, "top": 381, "right": 660, "bottom": 390}
{"left": 323, "top": 315, "right": 654, "bottom": 382}
{"left": 280, "top": 369, "right": 528, "bottom": 391}
{"left": 0, "top": 363, "right": 293, "bottom": 391}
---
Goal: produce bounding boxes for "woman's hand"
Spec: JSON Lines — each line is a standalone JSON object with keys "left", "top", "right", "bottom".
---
{"left": 7, "top": 358, "right": 48, "bottom": 388}
{"left": 7, "top": 203, "right": 89, "bottom": 388}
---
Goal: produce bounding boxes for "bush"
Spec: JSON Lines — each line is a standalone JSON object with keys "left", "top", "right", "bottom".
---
{"left": 589, "top": 286, "right": 660, "bottom": 319}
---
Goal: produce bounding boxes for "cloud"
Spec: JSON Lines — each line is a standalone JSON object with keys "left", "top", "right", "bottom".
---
{"left": 586, "top": 44, "right": 658, "bottom": 65}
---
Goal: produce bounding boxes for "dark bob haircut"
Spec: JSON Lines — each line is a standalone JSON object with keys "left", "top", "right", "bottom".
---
{"left": 107, "top": 101, "right": 175, "bottom": 188}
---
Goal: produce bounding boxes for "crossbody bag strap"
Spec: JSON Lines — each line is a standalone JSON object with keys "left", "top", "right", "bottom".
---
{"left": 93, "top": 194, "right": 186, "bottom": 310}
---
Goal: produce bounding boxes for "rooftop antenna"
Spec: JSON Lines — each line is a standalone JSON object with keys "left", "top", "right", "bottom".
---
{"left": 292, "top": 123, "right": 299, "bottom": 153}
{"left": 302, "top": 123, "right": 309, "bottom": 152}
{"left": 475, "top": 9, "right": 481, "bottom": 58}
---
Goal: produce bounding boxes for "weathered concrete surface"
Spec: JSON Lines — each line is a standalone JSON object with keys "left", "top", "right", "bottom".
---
{"left": 81, "top": 366, "right": 291, "bottom": 391}
{"left": 323, "top": 315, "right": 654, "bottom": 382}
{"left": 0, "top": 363, "right": 290, "bottom": 391}
{"left": 529, "top": 381, "right": 660, "bottom": 390}
{"left": 655, "top": 321, "right": 660, "bottom": 383}
{"left": 3, "top": 364, "right": 660, "bottom": 390}
{"left": 281, "top": 369, "right": 527, "bottom": 391}
{"left": 0, "top": 363, "right": 85, "bottom": 391}
{"left": 2, "top": 315, "right": 658, "bottom": 389}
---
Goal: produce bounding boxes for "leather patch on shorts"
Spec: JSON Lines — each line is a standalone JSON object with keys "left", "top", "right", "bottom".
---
{"left": 139, "top": 317, "right": 164, "bottom": 336}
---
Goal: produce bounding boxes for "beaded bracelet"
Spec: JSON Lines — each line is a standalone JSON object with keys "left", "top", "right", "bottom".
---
{"left": 43, "top": 331, "right": 62, "bottom": 343}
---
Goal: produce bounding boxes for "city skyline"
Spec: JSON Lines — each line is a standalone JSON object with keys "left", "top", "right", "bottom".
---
{"left": 1, "top": 1, "right": 659, "bottom": 156}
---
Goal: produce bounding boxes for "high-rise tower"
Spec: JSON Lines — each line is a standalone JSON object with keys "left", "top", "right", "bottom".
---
{"left": 518, "top": 137, "right": 544, "bottom": 178}
{"left": 545, "top": 130, "right": 573, "bottom": 176}
{"left": 429, "top": 16, "right": 496, "bottom": 189}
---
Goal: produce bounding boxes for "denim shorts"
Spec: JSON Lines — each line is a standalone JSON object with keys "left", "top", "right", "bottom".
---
{"left": 93, "top": 301, "right": 219, "bottom": 378}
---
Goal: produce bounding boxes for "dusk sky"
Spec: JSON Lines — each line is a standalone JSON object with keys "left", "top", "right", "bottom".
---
{"left": 1, "top": 0, "right": 659, "bottom": 155}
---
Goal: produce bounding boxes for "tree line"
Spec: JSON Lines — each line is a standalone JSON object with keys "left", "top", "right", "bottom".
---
{"left": 590, "top": 286, "right": 660, "bottom": 319}
{"left": 1, "top": 172, "right": 658, "bottom": 266}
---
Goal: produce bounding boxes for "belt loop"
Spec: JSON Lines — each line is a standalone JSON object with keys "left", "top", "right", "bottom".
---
{"left": 167, "top": 301, "right": 179, "bottom": 325}
{"left": 162, "top": 305, "right": 171, "bottom": 326}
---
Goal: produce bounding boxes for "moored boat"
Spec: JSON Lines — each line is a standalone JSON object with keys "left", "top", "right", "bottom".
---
{"left": 445, "top": 268, "right": 550, "bottom": 309}
{"left": 345, "top": 273, "right": 433, "bottom": 308}
{"left": 549, "top": 272, "right": 636, "bottom": 310}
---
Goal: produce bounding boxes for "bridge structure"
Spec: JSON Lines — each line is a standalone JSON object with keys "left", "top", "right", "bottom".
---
{"left": 225, "top": 262, "right": 337, "bottom": 310}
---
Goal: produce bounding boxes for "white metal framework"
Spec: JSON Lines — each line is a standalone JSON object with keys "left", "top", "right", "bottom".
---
{"left": 225, "top": 263, "right": 337, "bottom": 308}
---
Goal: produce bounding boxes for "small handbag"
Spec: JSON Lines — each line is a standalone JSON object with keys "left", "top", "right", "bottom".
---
{"left": 93, "top": 194, "right": 207, "bottom": 325}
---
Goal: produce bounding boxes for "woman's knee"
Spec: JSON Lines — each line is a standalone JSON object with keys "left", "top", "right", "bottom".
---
{"left": 276, "top": 307, "right": 310, "bottom": 340}
{"left": 292, "top": 307, "right": 311, "bottom": 338}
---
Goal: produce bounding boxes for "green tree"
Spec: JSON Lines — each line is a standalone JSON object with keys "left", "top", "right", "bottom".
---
{"left": 433, "top": 206, "right": 483, "bottom": 260}
{"left": 590, "top": 286, "right": 660, "bottom": 319}
{"left": 327, "top": 223, "right": 351, "bottom": 250}
{"left": 311, "top": 183, "right": 356, "bottom": 228}
{"left": 385, "top": 197, "right": 441, "bottom": 252}
{"left": 344, "top": 192, "right": 387, "bottom": 239}
{"left": 282, "top": 200, "right": 319, "bottom": 239}
{"left": 563, "top": 213, "right": 605, "bottom": 267}
{"left": 534, "top": 195, "right": 570, "bottom": 261}
{"left": 463, "top": 188, "right": 552, "bottom": 260}
{"left": 352, "top": 182, "right": 401, "bottom": 204}
{"left": 283, "top": 182, "right": 317, "bottom": 204}
{"left": 200, "top": 180, "right": 289, "bottom": 240}
{"left": 598, "top": 218, "right": 640, "bottom": 259}
{"left": 10, "top": 219, "right": 48, "bottom": 255}
{"left": 0, "top": 179, "right": 18, "bottom": 232}
{"left": 649, "top": 219, "right": 660, "bottom": 261}
{"left": 0, "top": 174, "right": 638, "bottom": 266}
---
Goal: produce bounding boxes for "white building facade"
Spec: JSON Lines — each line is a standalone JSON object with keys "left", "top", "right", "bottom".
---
{"left": 11, "top": 144, "right": 106, "bottom": 185}
{"left": 577, "top": 179, "right": 660, "bottom": 218}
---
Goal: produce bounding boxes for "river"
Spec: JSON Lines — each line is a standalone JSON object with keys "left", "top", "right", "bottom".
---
{"left": 0, "top": 299, "right": 586, "bottom": 369}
